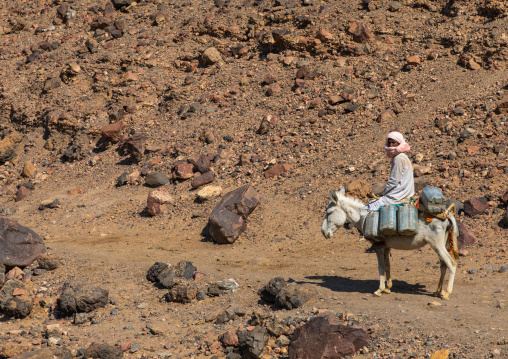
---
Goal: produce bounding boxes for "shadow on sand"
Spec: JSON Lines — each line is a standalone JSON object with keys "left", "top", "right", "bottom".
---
{"left": 296, "top": 275, "right": 429, "bottom": 296}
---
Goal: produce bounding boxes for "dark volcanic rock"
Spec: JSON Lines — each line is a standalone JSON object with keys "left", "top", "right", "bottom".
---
{"left": 275, "top": 285, "right": 316, "bottom": 309}
{"left": 238, "top": 326, "right": 269, "bottom": 359}
{"left": 208, "top": 185, "right": 261, "bottom": 244}
{"left": 37, "top": 254, "right": 61, "bottom": 270}
{"left": 0, "top": 218, "right": 46, "bottom": 267}
{"left": 145, "top": 171, "right": 169, "bottom": 187}
{"left": 84, "top": 342, "right": 123, "bottom": 359}
{"left": 58, "top": 283, "right": 109, "bottom": 316}
{"left": 146, "top": 262, "right": 169, "bottom": 282}
{"left": 0, "top": 279, "right": 26, "bottom": 309}
{"left": 157, "top": 261, "right": 197, "bottom": 288}
{"left": 3, "top": 294, "right": 33, "bottom": 318}
{"left": 259, "top": 277, "right": 287, "bottom": 303}
{"left": 289, "top": 315, "right": 369, "bottom": 359}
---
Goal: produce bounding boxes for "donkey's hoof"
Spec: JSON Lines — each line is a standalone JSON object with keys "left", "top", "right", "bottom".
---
{"left": 382, "top": 288, "right": 391, "bottom": 294}
{"left": 373, "top": 290, "right": 382, "bottom": 297}
{"left": 441, "top": 292, "right": 450, "bottom": 300}
{"left": 432, "top": 291, "right": 441, "bottom": 297}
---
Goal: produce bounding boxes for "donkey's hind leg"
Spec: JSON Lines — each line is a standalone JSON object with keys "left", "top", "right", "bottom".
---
{"left": 384, "top": 248, "right": 392, "bottom": 293}
{"left": 373, "top": 246, "right": 388, "bottom": 297}
{"left": 431, "top": 244, "right": 457, "bottom": 300}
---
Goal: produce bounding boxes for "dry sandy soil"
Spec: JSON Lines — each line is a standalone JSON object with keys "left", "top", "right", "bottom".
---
{"left": 0, "top": 0, "right": 507, "bottom": 358}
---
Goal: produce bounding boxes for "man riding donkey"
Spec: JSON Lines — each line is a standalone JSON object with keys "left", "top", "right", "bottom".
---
{"left": 360, "top": 131, "right": 415, "bottom": 251}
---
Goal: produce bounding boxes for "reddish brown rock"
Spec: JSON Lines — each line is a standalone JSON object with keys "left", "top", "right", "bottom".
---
{"left": 264, "top": 163, "right": 291, "bottom": 179}
{"left": 487, "top": 167, "right": 500, "bottom": 178}
{"left": 15, "top": 186, "right": 30, "bottom": 202}
{"left": 220, "top": 330, "right": 239, "bottom": 347}
{"left": 208, "top": 185, "right": 261, "bottom": 244}
{"left": 328, "top": 95, "right": 344, "bottom": 105}
{"left": 191, "top": 171, "right": 215, "bottom": 189}
{"left": 377, "top": 109, "right": 395, "bottom": 123}
{"left": 406, "top": 55, "right": 421, "bottom": 65}
{"left": 118, "top": 342, "right": 131, "bottom": 352}
{"left": 296, "top": 66, "right": 309, "bottom": 79}
{"left": 289, "top": 315, "right": 369, "bottom": 359}
{"left": 258, "top": 114, "right": 277, "bottom": 135}
{"left": 146, "top": 187, "right": 174, "bottom": 216}
{"left": 263, "top": 74, "right": 277, "bottom": 84}
{"left": 316, "top": 28, "right": 333, "bottom": 42}
{"left": 456, "top": 222, "right": 478, "bottom": 250}
{"left": 101, "top": 120, "right": 126, "bottom": 142}
{"left": 497, "top": 96, "right": 508, "bottom": 114}
{"left": 174, "top": 163, "right": 194, "bottom": 180}
{"left": 295, "top": 78, "right": 305, "bottom": 88}
{"left": 266, "top": 83, "right": 280, "bottom": 96}
{"left": 193, "top": 154, "right": 211, "bottom": 174}
{"left": 500, "top": 189, "right": 508, "bottom": 205}
{"left": 348, "top": 23, "right": 373, "bottom": 42}
{"left": 463, "top": 198, "right": 489, "bottom": 217}
{"left": 308, "top": 98, "right": 322, "bottom": 108}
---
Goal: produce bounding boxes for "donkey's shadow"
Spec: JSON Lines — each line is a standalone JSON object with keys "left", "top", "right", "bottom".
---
{"left": 298, "top": 275, "right": 428, "bottom": 296}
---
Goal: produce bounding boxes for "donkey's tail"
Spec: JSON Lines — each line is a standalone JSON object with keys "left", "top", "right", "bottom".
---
{"left": 447, "top": 212, "right": 459, "bottom": 260}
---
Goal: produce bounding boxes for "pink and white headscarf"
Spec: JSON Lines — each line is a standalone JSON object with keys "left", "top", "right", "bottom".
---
{"left": 384, "top": 131, "right": 410, "bottom": 159}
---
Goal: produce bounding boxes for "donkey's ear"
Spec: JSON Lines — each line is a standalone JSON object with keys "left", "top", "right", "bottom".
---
{"left": 339, "top": 185, "right": 345, "bottom": 195}
{"left": 329, "top": 190, "right": 338, "bottom": 202}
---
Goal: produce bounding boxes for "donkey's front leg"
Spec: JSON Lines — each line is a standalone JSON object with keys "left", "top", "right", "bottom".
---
{"left": 373, "top": 247, "right": 387, "bottom": 297}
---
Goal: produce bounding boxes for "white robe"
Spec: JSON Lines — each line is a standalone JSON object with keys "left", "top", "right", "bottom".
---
{"left": 360, "top": 153, "right": 415, "bottom": 227}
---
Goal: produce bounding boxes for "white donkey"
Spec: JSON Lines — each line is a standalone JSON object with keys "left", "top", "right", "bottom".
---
{"left": 321, "top": 186, "right": 459, "bottom": 299}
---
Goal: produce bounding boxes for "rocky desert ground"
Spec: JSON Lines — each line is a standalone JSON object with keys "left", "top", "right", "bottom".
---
{"left": 0, "top": 0, "right": 507, "bottom": 358}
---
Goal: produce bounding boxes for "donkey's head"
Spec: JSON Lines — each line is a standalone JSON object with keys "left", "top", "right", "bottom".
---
{"left": 321, "top": 186, "right": 348, "bottom": 238}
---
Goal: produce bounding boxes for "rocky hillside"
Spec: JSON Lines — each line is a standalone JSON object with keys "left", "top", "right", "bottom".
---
{"left": 0, "top": 0, "right": 507, "bottom": 358}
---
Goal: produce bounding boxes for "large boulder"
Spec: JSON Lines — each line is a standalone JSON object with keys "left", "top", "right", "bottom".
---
{"left": 0, "top": 218, "right": 46, "bottom": 267}
{"left": 58, "top": 283, "right": 109, "bottom": 316}
{"left": 289, "top": 315, "right": 369, "bottom": 359}
{"left": 208, "top": 185, "right": 261, "bottom": 244}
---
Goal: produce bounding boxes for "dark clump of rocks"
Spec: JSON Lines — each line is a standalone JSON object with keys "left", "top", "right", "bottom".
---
{"left": 147, "top": 260, "right": 202, "bottom": 303}
{"left": 258, "top": 277, "right": 287, "bottom": 303}
{"left": 259, "top": 277, "right": 315, "bottom": 309}
{"left": 84, "top": 342, "right": 123, "bottom": 359}
{"left": 58, "top": 283, "right": 109, "bottom": 316}
{"left": 0, "top": 279, "right": 32, "bottom": 318}
{"left": 237, "top": 326, "right": 269, "bottom": 359}
{"left": 36, "top": 253, "right": 61, "bottom": 271}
